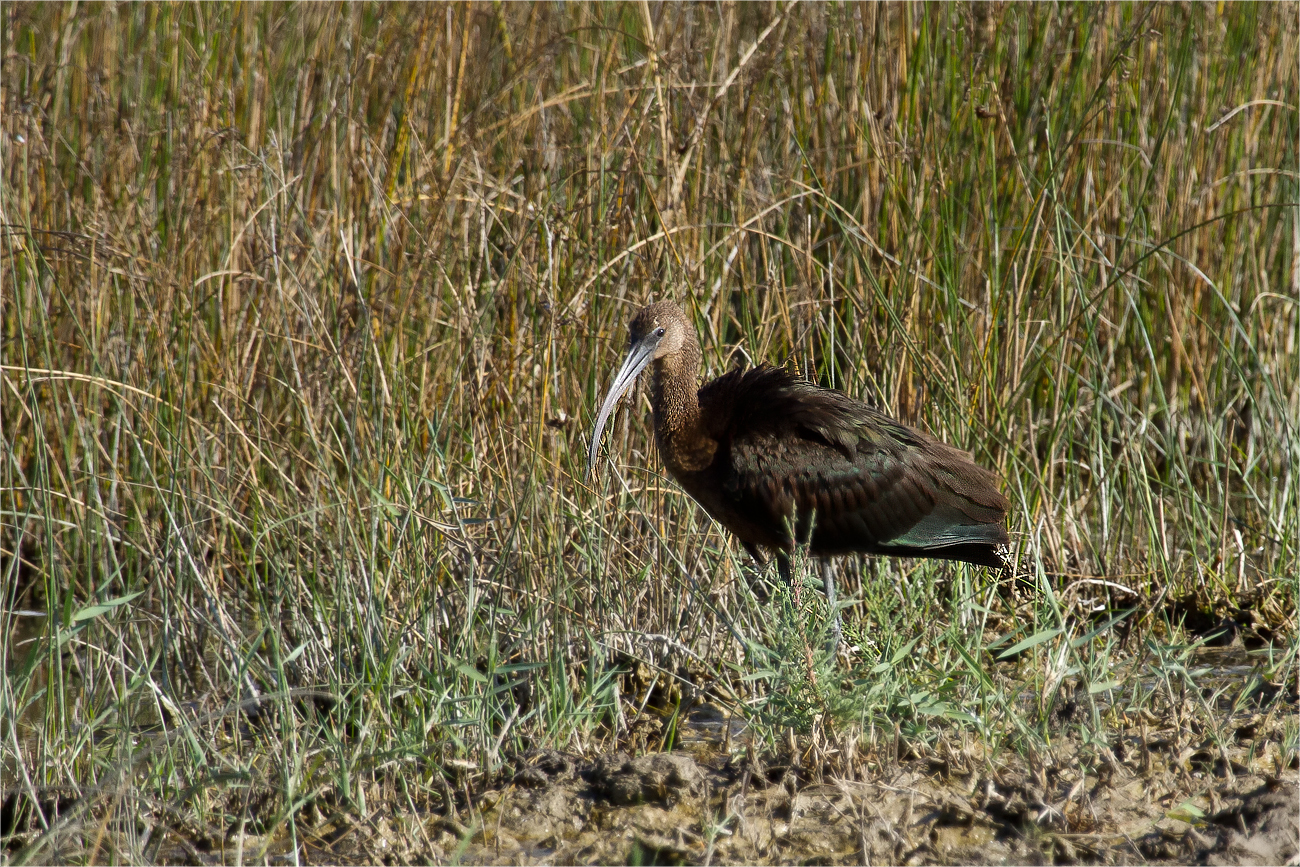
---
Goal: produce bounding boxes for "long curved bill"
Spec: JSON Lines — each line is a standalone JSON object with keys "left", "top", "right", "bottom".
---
{"left": 587, "top": 336, "right": 658, "bottom": 478}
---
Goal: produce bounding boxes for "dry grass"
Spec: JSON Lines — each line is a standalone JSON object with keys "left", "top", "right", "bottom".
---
{"left": 1, "top": 3, "right": 1296, "bottom": 862}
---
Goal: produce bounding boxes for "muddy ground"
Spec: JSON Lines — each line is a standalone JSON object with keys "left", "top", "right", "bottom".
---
{"left": 14, "top": 726, "right": 1296, "bottom": 866}
{"left": 284, "top": 706, "right": 1297, "bottom": 866}
{"left": 5, "top": 655, "right": 1296, "bottom": 865}
{"left": 6, "top": 706, "right": 1297, "bottom": 866}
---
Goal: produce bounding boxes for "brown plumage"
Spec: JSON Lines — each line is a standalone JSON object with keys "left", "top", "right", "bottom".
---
{"left": 588, "top": 302, "right": 1010, "bottom": 583}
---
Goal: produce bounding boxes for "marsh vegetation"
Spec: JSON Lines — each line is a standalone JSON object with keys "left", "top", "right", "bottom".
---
{"left": 2, "top": 3, "right": 1296, "bottom": 863}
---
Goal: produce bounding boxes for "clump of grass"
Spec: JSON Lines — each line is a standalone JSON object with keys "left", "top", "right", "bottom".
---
{"left": 1, "top": 2, "right": 1295, "bottom": 861}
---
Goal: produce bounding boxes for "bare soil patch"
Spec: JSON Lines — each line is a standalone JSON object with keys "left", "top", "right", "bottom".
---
{"left": 5, "top": 681, "right": 1295, "bottom": 865}
{"left": 269, "top": 706, "right": 1296, "bottom": 866}
{"left": 428, "top": 748, "right": 1295, "bottom": 865}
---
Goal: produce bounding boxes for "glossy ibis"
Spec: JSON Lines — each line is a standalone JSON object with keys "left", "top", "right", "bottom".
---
{"left": 587, "top": 301, "right": 1010, "bottom": 591}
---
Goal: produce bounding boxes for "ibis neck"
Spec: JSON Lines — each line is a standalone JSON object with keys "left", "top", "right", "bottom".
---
{"left": 650, "top": 342, "right": 716, "bottom": 474}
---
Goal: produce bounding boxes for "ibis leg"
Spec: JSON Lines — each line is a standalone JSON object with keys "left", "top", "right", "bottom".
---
{"left": 776, "top": 552, "right": 802, "bottom": 608}
{"left": 776, "top": 552, "right": 792, "bottom": 588}
{"left": 822, "top": 560, "right": 842, "bottom": 655}
{"left": 741, "top": 543, "right": 775, "bottom": 602}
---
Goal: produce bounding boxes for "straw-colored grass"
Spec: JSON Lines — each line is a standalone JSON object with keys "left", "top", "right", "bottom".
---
{"left": 2, "top": 3, "right": 1295, "bottom": 862}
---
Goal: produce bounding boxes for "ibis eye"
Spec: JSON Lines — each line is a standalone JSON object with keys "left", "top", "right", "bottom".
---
{"left": 655, "top": 327, "right": 666, "bottom": 337}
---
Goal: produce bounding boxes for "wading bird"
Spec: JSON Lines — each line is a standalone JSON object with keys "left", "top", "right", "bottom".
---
{"left": 587, "top": 301, "right": 1010, "bottom": 590}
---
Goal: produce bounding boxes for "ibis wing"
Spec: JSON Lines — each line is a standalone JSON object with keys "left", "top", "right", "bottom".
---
{"left": 704, "top": 369, "right": 1008, "bottom": 562}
